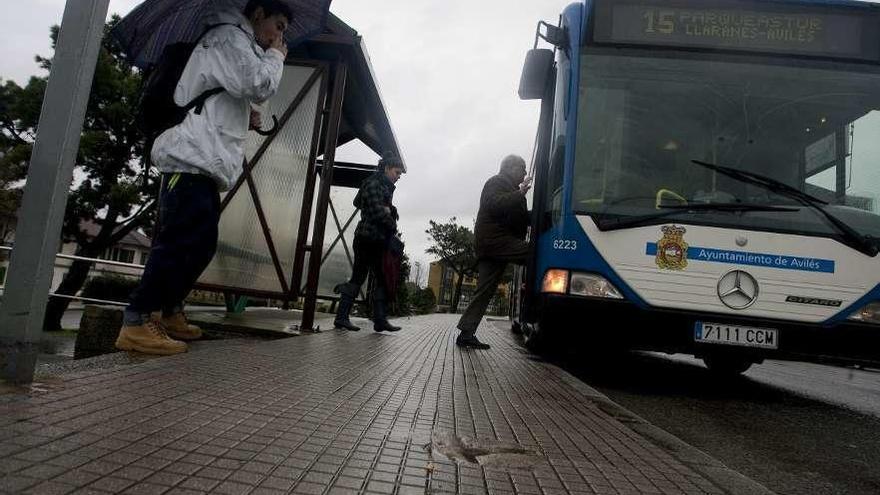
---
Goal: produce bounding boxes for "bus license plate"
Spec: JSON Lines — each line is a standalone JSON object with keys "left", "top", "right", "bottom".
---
{"left": 694, "top": 321, "right": 778, "bottom": 349}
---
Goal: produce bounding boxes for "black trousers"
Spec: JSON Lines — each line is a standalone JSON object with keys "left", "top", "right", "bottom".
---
{"left": 347, "top": 236, "right": 387, "bottom": 299}
{"left": 127, "top": 173, "right": 220, "bottom": 316}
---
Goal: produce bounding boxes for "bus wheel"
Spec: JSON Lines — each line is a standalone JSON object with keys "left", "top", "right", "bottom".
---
{"left": 522, "top": 321, "right": 548, "bottom": 353}
{"left": 511, "top": 319, "right": 523, "bottom": 335}
{"left": 702, "top": 354, "right": 754, "bottom": 376}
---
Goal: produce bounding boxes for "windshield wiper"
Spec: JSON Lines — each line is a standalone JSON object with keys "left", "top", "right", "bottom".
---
{"left": 595, "top": 203, "right": 797, "bottom": 231}
{"left": 692, "top": 159, "right": 879, "bottom": 257}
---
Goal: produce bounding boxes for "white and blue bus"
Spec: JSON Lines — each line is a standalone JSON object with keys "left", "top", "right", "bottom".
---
{"left": 513, "top": 0, "right": 880, "bottom": 374}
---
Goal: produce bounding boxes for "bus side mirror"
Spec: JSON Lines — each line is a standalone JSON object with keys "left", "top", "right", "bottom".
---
{"left": 519, "top": 49, "right": 554, "bottom": 100}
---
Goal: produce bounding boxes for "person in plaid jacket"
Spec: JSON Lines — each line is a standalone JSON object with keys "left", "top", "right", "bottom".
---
{"left": 334, "top": 153, "right": 405, "bottom": 332}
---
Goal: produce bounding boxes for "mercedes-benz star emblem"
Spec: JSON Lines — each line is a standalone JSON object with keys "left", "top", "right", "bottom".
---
{"left": 717, "top": 270, "right": 759, "bottom": 310}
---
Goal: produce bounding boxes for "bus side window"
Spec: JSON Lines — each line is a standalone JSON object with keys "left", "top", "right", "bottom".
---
{"left": 543, "top": 45, "right": 570, "bottom": 228}
{"left": 546, "top": 144, "right": 566, "bottom": 226}
{"left": 552, "top": 50, "right": 570, "bottom": 143}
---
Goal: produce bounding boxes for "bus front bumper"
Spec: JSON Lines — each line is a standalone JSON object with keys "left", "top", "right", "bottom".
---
{"left": 537, "top": 294, "right": 880, "bottom": 366}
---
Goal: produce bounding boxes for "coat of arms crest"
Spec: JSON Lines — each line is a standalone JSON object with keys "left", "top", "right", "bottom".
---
{"left": 656, "top": 225, "right": 688, "bottom": 270}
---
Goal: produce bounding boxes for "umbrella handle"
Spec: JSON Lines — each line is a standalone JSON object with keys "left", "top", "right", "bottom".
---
{"left": 254, "top": 115, "right": 280, "bottom": 136}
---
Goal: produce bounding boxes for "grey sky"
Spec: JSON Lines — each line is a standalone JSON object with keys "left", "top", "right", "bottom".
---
{"left": 0, "top": 0, "right": 567, "bottom": 280}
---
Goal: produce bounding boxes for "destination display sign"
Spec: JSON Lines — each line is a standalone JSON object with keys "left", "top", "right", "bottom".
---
{"left": 592, "top": 0, "right": 880, "bottom": 62}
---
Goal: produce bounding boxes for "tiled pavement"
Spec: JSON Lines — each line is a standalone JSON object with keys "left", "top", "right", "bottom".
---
{"left": 0, "top": 315, "right": 768, "bottom": 495}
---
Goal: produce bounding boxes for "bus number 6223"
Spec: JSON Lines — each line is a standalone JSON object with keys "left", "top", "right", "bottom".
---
{"left": 553, "top": 240, "right": 578, "bottom": 251}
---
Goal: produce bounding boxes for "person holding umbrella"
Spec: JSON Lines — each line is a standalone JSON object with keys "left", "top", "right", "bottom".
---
{"left": 116, "top": 0, "right": 294, "bottom": 355}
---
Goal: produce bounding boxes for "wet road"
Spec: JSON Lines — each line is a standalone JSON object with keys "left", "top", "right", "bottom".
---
{"left": 662, "top": 354, "right": 880, "bottom": 419}
{"left": 554, "top": 349, "right": 880, "bottom": 495}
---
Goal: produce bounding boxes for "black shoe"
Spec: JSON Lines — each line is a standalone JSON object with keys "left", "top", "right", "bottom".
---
{"left": 456, "top": 335, "right": 490, "bottom": 350}
{"left": 334, "top": 319, "right": 360, "bottom": 331}
{"left": 374, "top": 320, "right": 401, "bottom": 332}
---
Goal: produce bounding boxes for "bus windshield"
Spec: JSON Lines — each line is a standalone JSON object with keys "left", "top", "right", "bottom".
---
{"left": 572, "top": 50, "right": 880, "bottom": 240}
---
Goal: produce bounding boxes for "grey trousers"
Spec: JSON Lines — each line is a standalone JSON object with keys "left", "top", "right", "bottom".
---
{"left": 456, "top": 240, "right": 529, "bottom": 336}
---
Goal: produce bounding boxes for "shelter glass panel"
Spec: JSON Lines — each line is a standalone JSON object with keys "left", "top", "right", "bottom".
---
{"left": 302, "top": 184, "right": 359, "bottom": 297}
{"left": 199, "top": 65, "right": 323, "bottom": 293}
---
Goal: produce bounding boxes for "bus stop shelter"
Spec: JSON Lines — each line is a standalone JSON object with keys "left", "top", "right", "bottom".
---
{"left": 193, "top": 13, "right": 404, "bottom": 330}
{"left": 0, "top": 1, "right": 403, "bottom": 383}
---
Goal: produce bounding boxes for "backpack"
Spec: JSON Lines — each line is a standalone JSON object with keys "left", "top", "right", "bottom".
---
{"left": 135, "top": 23, "right": 237, "bottom": 143}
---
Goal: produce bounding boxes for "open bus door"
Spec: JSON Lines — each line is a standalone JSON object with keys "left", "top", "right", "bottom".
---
{"left": 514, "top": 21, "right": 563, "bottom": 340}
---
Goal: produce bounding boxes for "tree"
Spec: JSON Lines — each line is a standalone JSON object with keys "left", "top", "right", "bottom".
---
{"left": 0, "top": 19, "right": 156, "bottom": 330}
{"left": 410, "top": 286, "right": 436, "bottom": 315}
{"left": 425, "top": 218, "right": 477, "bottom": 313}
{"left": 0, "top": 78, "right": 39, "bottom": 245}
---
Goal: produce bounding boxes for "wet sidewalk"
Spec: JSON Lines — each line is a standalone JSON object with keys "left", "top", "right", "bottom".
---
{"left": 0, "top": 315, "right": 770, "bottom": 495}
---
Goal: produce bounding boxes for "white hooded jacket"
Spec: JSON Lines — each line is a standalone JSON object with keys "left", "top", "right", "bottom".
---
{"left": 150, "top": 9, "right": 285, "bottom": 191}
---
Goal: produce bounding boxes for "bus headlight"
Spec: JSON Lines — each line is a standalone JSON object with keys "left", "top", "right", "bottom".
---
{"left": 849, "top": 302, "right": 880, "bottom": 325}
{"left": 542, "top": 269, "right": 569, "bottom": 294}
{"left": 569, "top": 273, "right": 624, "bottom": 299}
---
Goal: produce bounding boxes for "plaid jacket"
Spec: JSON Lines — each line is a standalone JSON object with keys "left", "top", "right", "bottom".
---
{"left": 354, "top": 172, "right": 397, "bottom": 242}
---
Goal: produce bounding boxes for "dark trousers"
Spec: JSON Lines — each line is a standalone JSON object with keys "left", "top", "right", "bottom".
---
{"left": 127, "top": 173, "right": 220, "bottom": 317}
{"left": 348, "top": 236, "right": 387, "bottom": 300}
{"left": 457, "top": 240, "right": 529, "bottom": 336}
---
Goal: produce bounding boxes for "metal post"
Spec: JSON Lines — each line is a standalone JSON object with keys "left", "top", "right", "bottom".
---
{"left": 301, "top": 63, "right": 348, "bottom": 331}
{"left": 290, "top": 67, "right": 330, "bottom": 301}
{"left": 836, "top": 125, "right": 848, "bottom": 203}
{"left": 0, "top": 0, "right": 110, "bottom": 384}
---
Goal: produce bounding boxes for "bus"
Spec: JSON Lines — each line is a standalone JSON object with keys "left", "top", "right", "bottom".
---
{"left": 512, "top": 0, "right": 880, "bottom": 374}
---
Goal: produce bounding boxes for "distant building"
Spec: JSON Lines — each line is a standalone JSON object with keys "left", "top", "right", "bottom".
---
{"left": 427, "top": 261, "right": 509, "bottom": 315}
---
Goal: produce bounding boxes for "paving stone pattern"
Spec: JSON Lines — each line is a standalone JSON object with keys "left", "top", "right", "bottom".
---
{"left": 0, "top": 315, "right": 727, "bottom": 494}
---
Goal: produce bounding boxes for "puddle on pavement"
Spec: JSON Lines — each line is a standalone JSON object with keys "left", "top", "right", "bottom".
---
{"left": 427, "top": 432, "right": 543, "bottom": 469}
{"left": 0, "top": 376, "right": 66, "bottom": 396}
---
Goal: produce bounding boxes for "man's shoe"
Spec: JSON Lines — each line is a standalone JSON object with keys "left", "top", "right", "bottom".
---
{"left": 456, "top": 334, "right": 490, "bottom": 350}
{"left": 159, "top": 312, "right": 202, "bottom": 341}
{"left": 335, "top": 319, "right": 361, "bottom": 331}
{"left": 374, "top": 320, "right": 401, "bottom": 332}
{"left": 116, "top": 321, "right": 188, "bottom": 355}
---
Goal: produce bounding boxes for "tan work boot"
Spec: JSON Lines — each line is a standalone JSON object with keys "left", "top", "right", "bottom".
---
{"left": 159, "top": 312, "right": 203, "bottom": 341}
{"left": 116, "top": 320, "right": 188, "bottom": 355}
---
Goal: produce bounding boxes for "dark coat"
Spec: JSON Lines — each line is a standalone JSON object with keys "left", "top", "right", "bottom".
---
{"left": 474, "top": 173, "right": 529, "bottom": 259}
{"left": 353, "top": 172, "right": 397, "bottom": 243}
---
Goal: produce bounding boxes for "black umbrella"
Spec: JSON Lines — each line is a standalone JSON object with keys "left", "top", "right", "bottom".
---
{"left": 112, "top": 0, "right": 332, "bottom": 70}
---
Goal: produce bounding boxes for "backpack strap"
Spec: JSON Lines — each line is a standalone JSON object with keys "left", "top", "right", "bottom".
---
{"left": 180, "top": 23, "right": 250, "bottom": 115}
{"left": 184, "top": 87, "right": 226, "bottom": 115}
